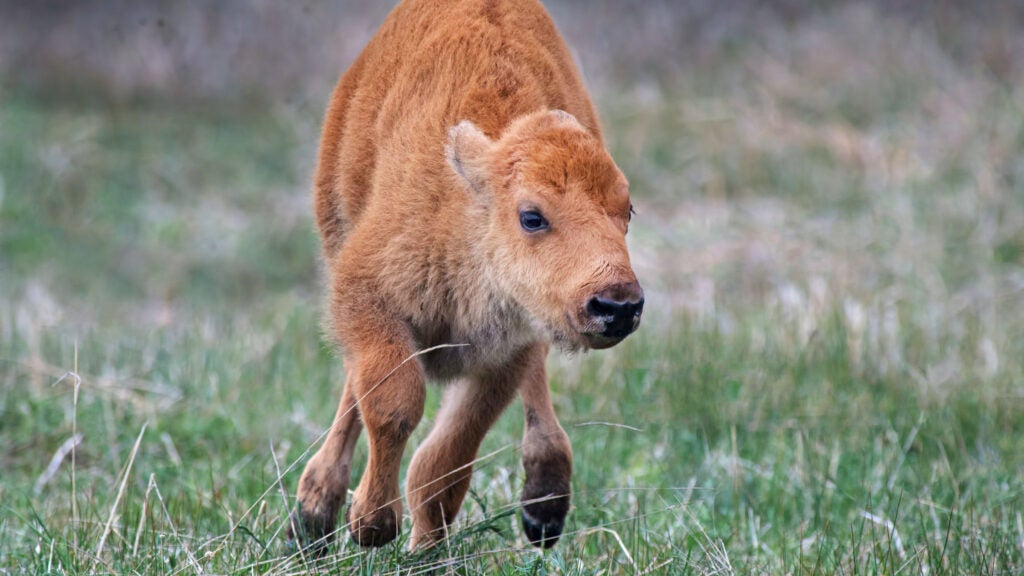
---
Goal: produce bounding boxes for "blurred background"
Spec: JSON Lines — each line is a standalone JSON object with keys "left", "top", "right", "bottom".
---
{"left": 2, "top": 1, "right": 1023, "bottom": 572}
{"left": 3, "top": 0, "right": 1023, "bottom": 333}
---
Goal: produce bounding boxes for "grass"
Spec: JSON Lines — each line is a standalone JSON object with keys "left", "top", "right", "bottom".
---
{"left": 2, "top": 4, "right": 1024, "bottom": 574}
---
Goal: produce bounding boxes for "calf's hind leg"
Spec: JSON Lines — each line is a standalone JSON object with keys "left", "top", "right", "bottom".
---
{"left": 519, "top": 345, "right": 573, "bottom": 548}
{"left": 292, "top": 374, "right": 362, "bottom": 551}
{"left": 342, "top": 325, "right": 426, "bottom": 547}
{"left": 296, "top": 306, "right": 426, "bottom": 549}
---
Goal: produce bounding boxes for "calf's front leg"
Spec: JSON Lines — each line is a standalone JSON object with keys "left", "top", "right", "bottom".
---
{"left": 404, "top": 344, "right": 543, "bottom": 548}
{"left": 519, "top": 345, "right": 573, "bottom": 548}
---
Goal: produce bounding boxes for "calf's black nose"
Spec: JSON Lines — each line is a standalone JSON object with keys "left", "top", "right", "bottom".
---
{"left": 586, "top": 290, "right": 644, "bottom": 339}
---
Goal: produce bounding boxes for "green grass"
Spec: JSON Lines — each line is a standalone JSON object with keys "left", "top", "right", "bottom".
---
{"left": 4, "top": 299, "right": 1022, "bottom": 574}
{"left": 3, "top": 5, "right": 1024, "bottom": 574}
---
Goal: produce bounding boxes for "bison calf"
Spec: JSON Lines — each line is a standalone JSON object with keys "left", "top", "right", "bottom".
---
{"left": 292, "top": 0, "right": 643, "bottom": 551}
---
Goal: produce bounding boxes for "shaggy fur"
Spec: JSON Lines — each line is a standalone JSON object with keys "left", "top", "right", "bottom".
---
{"left": 293, "top": 0, "right": 643, "bottom": 550}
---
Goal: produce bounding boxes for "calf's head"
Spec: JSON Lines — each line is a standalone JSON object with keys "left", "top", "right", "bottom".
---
{"left": 447, "top": 109, "right": 643, "bottom": 350}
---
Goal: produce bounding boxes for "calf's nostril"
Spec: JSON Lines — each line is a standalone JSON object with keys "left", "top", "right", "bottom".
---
{"left": 633, "top": 298, "right": 645, "bottom": 317}
{"left": 586, "top": 296, "right": 619, "bottom": 318}
{"left": 587, "top": 296, "right": 644, "bottom": 320}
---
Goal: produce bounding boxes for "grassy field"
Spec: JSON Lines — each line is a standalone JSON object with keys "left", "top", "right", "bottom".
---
{"left": 2, "top": 4, "right": 1024, "bottom": 575}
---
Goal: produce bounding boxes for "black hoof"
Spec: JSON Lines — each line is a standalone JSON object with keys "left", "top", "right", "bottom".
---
{"left": 287, "top": 501, "right": 337, "bottom": 557}
{"left": 520, "top": 467, "right": 569, "bottom": 545}
{"left": 521, "top": 506, "right": 565, "bottom": 548}
{"left": 346, "top": 503, "right": 400, "bottom": 547}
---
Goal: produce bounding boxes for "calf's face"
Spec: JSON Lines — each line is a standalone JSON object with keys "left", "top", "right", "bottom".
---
{"left": 447, "top": 110, "right": 644, "bottom": 350}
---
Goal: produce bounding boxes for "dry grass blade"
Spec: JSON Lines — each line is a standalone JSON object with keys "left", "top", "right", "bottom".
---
{"left": 574, "top": 420, "right": 645, "bottom": 432}
{"left": 95, "top": 422, "right": 147, "bottom": 560}
{"left": 33, "top": 433, "right": 83, "bottom": 495}
{"left": 132, "top": 473, "right": 156, "bottom": 557}
{"left": 269, "top": 440, "right": 309, "bottom": 566}
{"left": 576, "top": 526, "right": 636, "bottom": 569}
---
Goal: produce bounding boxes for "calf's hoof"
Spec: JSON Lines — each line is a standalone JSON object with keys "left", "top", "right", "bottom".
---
{"left": 346, "top": 501, "right": 401, "bottom": 547}
{"left": 287, "top": 500, "right": 337, "bottom": 556}
{"left": 521, "top": 484, "right": 570, "bottom": 548}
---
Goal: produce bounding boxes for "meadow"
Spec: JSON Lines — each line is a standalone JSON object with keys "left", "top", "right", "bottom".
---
{"left": 2, "top": 3, "right": 1023, "bottom": 574}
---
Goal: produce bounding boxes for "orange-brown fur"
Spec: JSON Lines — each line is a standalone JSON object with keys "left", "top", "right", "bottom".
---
{"left": 294, "top": 0, "right": 643, "bottom": 550}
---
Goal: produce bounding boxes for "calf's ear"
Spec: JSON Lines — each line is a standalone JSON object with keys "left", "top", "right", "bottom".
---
{"left": 446, "top": 120, "right": 493, "bottom": 194}
{"left": 548, "top": 109, "right": 582, "bottom": 127}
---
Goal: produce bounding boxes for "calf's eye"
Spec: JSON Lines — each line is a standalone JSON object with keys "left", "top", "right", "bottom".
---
{"left": 519, "top": 210, "right": 549, "bottom": 232}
